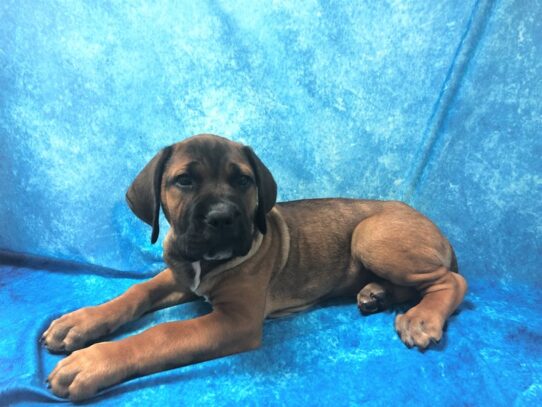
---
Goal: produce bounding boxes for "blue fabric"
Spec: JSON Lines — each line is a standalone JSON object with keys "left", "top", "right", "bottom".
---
{"left": 1, "top": 0, "right": 541, "bottom": 405}
{"left": 1, "top": 254, "right": 542, "bottom": 406}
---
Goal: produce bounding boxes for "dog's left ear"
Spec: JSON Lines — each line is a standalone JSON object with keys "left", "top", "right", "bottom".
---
{"left": 243, "top": 146, "right": 277, "bottom": 234}
{"left": 126, "top": 146, "right": 173, "bottom": 244}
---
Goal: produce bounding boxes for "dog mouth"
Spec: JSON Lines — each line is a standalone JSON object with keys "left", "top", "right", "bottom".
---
{"left": 171, "top": 234, "right": 247, "bottom": 262}
{"left": 202, "top": 249, "right": 234, "bottom": 261}
{"left": 180, "top": 245, "right": 238, "bottom": 262}
{"left": 166, "top": 218, "right": 254, "bottom": 262}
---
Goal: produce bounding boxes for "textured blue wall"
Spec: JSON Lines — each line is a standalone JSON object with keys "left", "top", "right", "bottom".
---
{"left": 1, "top": 0, "right": 540, "bottom": 281}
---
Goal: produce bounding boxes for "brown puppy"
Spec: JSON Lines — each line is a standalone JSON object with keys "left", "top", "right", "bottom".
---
{"left": 42, "top": 134, "right": 467, "bottom": 401}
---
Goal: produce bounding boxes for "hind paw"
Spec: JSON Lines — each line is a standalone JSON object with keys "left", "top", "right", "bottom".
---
{"left": 357, "top": 282, "right": 390, "bottom": 315}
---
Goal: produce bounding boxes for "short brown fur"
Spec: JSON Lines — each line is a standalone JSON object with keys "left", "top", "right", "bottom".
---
{"left": 42, "top": 134, "right": 467, "bottom": 401}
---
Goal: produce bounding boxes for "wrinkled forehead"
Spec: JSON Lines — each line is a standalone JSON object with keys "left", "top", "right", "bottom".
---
{"left": 167, "top": 137, "right": 252, "bottom": 176}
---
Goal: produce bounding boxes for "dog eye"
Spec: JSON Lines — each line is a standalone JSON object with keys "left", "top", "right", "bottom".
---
{"left": 174, "top": 174, "right": 194, "bottom": 188}
{"left": 237, "top": 175, "right": 253, "bottom": 188}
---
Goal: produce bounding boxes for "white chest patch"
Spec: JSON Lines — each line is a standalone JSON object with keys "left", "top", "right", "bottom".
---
{"left": 191, "top": 261, "right": 202, "bottom": 291}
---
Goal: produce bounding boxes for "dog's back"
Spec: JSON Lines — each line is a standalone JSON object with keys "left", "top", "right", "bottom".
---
{"left": 265, "top": 199, "right": 386, "bottom": 316}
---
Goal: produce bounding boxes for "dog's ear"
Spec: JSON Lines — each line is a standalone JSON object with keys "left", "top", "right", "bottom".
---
{"left": 126, "top": 146, "right": 173, "bottom": 244}
{"left": 243, "top": 146, "right": 277, "bottom": 234}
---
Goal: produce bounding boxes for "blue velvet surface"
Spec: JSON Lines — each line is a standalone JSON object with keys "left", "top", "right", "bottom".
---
{"left": 1, "top": 0, "right": 541, "bottom": 405}
{"left": 1, "top": 254, "right": 541, "bottom": 406}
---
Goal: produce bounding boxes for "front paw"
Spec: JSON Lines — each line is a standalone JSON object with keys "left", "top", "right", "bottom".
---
{"left": 47, "top": 342, "right": 132, "bottom": 401}
{"left": 42, "top": 307, "right": 111, "bottom": 353}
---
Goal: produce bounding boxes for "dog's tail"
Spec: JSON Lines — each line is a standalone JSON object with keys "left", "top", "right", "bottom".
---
{"left": 450, "top": 246, "right": 459, "bottom": 273}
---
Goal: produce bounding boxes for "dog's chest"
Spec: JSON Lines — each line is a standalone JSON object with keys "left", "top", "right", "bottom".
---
{"left": 190, "top": 261, "right": 202, "bottom": 291}
{"left": 183, "top": 261, "right": 220, "bottom": 300}
{"left": 166, "top": 257, "right": 225, "bottom": 301}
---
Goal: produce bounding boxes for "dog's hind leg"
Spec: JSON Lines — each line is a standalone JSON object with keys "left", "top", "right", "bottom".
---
{"left": 42, "top": 268, "right": 196, "bottom": 353}
{"left": 352, "top": 202, "right": 467, "bottom": 349}
{"left": 357, "top": 282, "right": 389, "bottom": 315}
{"left": 357, "top": 281, "right": 418, "bottom": 315}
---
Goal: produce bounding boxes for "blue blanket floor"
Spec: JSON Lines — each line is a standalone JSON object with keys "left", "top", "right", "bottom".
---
{"left": 1, "top": 253, "right": 541, "bottom": 406}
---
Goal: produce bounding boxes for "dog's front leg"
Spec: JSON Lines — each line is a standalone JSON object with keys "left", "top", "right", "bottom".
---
{"left": 42, "top": 268, "right": 196, "bottom": 352}
{"left": 47, "top": 306, "right": 263, "bottom": 401}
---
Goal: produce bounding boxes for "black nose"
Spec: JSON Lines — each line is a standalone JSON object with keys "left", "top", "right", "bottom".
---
{"left": 204, "top": 203, "right": 240, "bottom": 230}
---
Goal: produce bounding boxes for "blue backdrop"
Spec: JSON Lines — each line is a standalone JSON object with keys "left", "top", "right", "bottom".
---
{"left": 1, "top": 0, "right": 541, "bottom": 405}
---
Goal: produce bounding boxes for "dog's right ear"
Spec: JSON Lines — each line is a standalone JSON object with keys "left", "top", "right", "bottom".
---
{"left": 126, "top": 146, "right": 173, "bottom": 244}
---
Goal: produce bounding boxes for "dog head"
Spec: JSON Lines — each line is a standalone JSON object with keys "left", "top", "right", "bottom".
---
{"left": 126, "top": 134, "right": 277, "bottom": 262}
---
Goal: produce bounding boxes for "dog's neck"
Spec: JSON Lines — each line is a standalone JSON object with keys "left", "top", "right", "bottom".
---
{"left": 193, "top": 231, "right": 264, "bottom": 291}
{"left": 163, "top": 230, "right": 264, "bottom": 293}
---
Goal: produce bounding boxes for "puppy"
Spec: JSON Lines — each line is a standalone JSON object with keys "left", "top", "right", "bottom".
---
{"left": 42, "top": 134, "right": 467, "bottom": 401}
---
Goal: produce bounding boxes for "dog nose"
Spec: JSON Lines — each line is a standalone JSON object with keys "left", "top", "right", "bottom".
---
{"left": 204, "top": 203, "right": 240, "bottom": 230}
